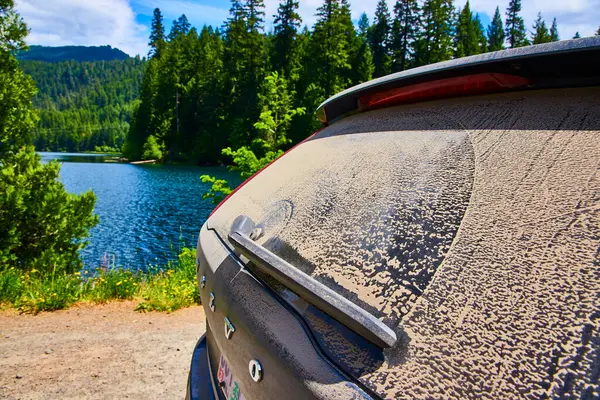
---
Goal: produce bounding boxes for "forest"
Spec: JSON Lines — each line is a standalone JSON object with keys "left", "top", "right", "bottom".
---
{"left": 124, "top": 0, "right": 577, "bottom": 166}
{"left": 22, "top": 57, "right": 145, "bottom": 152}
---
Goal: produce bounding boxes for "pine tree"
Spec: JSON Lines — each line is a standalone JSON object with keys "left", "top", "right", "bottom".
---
{"left": 273, "top": 0, "right": 302, "bottom": 83}
{"left": 390, "top": 0, "right": 420, "bottom": 72}
{"left": 356, "top": 13, "right": 374, "bottom": 82}
{"left": 312, "top": 0, "right": 352, "bottom": 98}
{"left": 487, "top": 6, "right": 505, "bottom": 51}
{"left": 340, "top": 0, "right": 361, "bottom": 86}
{"left": 168, "top": 14, "right": 191, "bottom": 40}
{"left": 149, "top": 8, "right": 166, "bottom": 58}
{"left": 550, "top": 18, "right": 559, "bottom": 41}
{"left": 369, "top": 0, "right": 392, "bottom": 77}
{"left": 597, "top": 26, "right": 600, "bottom": 35}
{"left": 358, "top": 12, "right": 370, "bottom": 38}
{"left": 505, "top": 0, "right": 529, "bottom": 48}
{"left": 532, "top": 13, "right": 552, "bottom": 44}
{"left": 455, "top": 1, "right": 480, "bottom": 58}
{"left": 124, "top": 59, "right": 159, "bottom": 160}
{"left": 573, "top": 32, "right": 581, "bottom": 39}
{"left": 222, "top": 0, "right": 267, "bottom": 148}
{"left": 415, "top": 0, "right": 455, "bottom": 66}
{"left": 473, "top": 14, "right": 487, "bottom": 54}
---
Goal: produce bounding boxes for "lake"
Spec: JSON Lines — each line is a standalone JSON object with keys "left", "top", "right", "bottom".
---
{"left": 40, "top": 153, "right": 239, "bottom": 270}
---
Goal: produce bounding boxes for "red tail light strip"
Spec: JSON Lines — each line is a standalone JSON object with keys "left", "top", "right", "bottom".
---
{"left": 358, "top": 73, "right": 532, "bottom": 113}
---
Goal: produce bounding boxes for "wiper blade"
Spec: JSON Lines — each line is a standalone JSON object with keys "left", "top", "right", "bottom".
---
{"left": 228, "top": 215, "right": 397, "bottom": 349}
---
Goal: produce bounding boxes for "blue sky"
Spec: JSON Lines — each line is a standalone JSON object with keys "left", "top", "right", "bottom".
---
{"left": 15, "top": 0, "right": 600, "bottom": 57}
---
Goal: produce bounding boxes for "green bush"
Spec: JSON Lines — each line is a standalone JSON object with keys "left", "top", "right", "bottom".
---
{"left": 0, "top": 148, "right": 99, "bottom": 274}
{"left": 141, "top": 134, "right": 163, "bottom": 160}
{"left": 86, "top": 269, "right": 140, "bottom": 303}
{"left": 0, "top": 267, "right": 22, "bottom": 305}
{"left": 136, "top": 247, "right": 199, "bottom": 312}
{"left": 0, "top": 248, "right": 200, "bottom": 314}
{"left": 0, "top": 1, "right": 98, "bottom": 275}
{"left": 16, "top": 268, "right": 83, "bottom": 313}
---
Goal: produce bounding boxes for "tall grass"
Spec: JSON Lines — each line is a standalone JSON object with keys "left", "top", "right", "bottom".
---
{"left": 0, "top": 247, "right": 200, "bottom": 314}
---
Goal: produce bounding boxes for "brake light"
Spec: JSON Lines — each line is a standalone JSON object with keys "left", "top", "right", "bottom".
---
{"left": 358, "top": 73, "right": 531, "bottom": 112}
{"left": 208, "top": 127, "right": 325, "bottom": 217}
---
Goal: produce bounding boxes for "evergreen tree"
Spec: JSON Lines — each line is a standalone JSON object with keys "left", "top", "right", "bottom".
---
{"left": 340, "top": 0, "right": 362, "bottom": 86}
{"left": 487, "top": 6, "right": 505, "bottom": 51}
{"left": 369, "top": 0, "right": 392, "bottom": 77}
{"left": 473, "top": 14, "right": 487, "bottom": 53}
{"left": 597, "top": 26, "right": 600, "bottom": 35}
{"left": 0, "top": 0, "right": 97, "bottom": 273}
{"left": 532, "top": 13, "right": 552, "bottom": 44}
{"left": 311, "top": 0, "right": 351, "bottom": 98}
{"left": 415, "top": 0, "right": 455, "bottom": 66}
{"left": 149, "top": 8, "right": 166, "bottom": 58}
{"left": 550, "top": 18, "right": 559, "bottom": 41}
{"left": 505, "top": 0, "right": 529, "bottom": 48}
{"left": 455, "top": 1, "right": 480, "bottom": 58}
{"left": 573, "top": 32, "right": 581, "bottom": 39}
{"left": 222, "top": 0, "right": 267, "bottom": 148}
{"left": 358, "top": 12, "right": 370, "bottom": 38}
{"left": 390, "top": 0, "right": 420, "bottom": 72}
{"left": 356, "top": 13, "right": 374, "bottom": 82}
{"left": 273, "top": 0, "right": 302, "bottom": 83}
{"left": 168, "top": 14, "right": 191, "bottom": 40}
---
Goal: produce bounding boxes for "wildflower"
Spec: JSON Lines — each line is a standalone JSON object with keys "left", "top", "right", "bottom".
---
{"left": 74, "top": 272, "right": 81, "bottom": 276}
{"left": 116, "top": 281, "right": 122, "bottom": 286}
{"left": 31, "top": 269, "right": 38, "bottom": 273}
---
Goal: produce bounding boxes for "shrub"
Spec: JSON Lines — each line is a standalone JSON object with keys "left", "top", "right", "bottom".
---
{"left": 141, "top": 135, "right": 162, "bottom": 160}
{"left": 86, "top": 269, "right": 141, "bottom": 303}
{"left": 0, "top": 148, "right": 99, "bottom": 274}
{"left": 0, "top": 267, "right": 22, "bottom": 305}
{"left": 0, "top": 2, "right": 98, "bottom": 275}
{"left": 0, "top": 248, "right": 200, "bottom": 314}
{"left": 16, "top": 268, "right": 83, "bottom": 313}
{"left": 136, "top": 247, "right": 199, "bottom": 312}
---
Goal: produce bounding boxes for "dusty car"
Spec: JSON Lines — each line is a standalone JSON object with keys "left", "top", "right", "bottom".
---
{"left": 187, "top": 37, "right": 600, "bottom": 399}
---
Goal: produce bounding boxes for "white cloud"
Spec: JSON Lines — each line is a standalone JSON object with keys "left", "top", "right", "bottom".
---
{"left": 15, "top": 0, "right": 149, "bottom": 57}
{"left": 14, "top": 0, "right": 600, "bottom": 58}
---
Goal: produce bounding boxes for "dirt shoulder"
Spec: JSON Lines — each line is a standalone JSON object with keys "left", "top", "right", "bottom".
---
{"left": 0, "top": 301, "right": 206, "bottom": 400}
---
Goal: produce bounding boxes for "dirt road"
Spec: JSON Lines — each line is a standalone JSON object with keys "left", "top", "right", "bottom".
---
{"left": 0, "top": 302, "right": 206, "bottom": 399}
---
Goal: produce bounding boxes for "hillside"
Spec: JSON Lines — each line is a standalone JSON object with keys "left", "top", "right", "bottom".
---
{"left": 17, "top": 45, "right": 129, "bottom": 62}
{"left": 19, "top": 47, "right": 145, "bottom": 153}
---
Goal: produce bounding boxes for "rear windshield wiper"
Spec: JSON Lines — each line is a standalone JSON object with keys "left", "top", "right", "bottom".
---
{"left": 228, "top": 215, "right": 397, "bottom": 349}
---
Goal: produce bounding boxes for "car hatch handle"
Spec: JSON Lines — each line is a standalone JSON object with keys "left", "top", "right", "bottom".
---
{"left": 228, "top": 215, "right": 397, "bottom": 349}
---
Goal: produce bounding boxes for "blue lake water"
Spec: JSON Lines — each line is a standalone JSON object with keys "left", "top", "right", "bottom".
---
{"left": 40, "top": 153, "right": 239, "bottom": 270}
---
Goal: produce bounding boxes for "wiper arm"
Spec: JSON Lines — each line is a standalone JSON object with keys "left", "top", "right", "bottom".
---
{"left": 228, "top": 215, "right": 397, "bottom": 349}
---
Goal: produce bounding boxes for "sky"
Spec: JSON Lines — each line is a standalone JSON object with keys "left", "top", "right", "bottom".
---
{"left": 14, "top": 0, "right": 600, "bottom": 57}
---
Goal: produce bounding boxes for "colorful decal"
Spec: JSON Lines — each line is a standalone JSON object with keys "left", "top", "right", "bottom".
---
{"left": 217, "top": 355, "right": 246, "bottom": 400}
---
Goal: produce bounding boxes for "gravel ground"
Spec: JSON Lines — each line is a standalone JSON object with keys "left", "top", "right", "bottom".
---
{"left": 0, "top": 302, "right": 206, "bottom": 400}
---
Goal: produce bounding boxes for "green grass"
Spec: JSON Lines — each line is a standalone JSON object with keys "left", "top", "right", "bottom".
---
{"left": 0, "top": 248, "right": 200, "bottom": 314}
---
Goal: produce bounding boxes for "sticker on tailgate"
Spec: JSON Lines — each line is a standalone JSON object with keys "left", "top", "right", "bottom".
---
{"left": 217, "top": 354, "right": 246, "bottom": 400}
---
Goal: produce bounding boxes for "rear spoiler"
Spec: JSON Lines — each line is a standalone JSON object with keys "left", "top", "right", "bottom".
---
{"left": 317, "top": 37, "right": 600, "bottom": 125}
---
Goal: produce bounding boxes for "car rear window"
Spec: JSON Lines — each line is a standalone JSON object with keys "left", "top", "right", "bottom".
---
{"left": 208, "top": 87, "right": 600, "bottom": 399}
{"left": 209, "top": 103, "right": 474, "bottom": 326}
